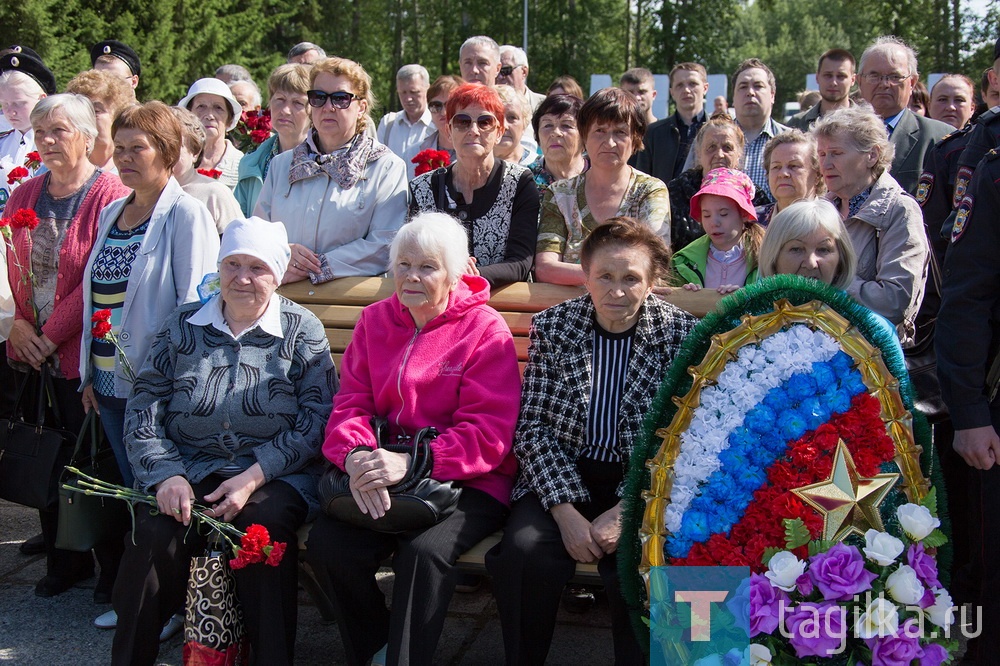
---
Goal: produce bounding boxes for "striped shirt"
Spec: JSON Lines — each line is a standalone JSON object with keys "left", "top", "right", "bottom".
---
{"left": 582, "top": 317, "right": 637, "bottom": 462}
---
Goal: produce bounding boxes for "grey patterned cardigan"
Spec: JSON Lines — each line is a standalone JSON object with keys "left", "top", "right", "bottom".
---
{"left": 124, "top": 297, "right": 338, "bottom": 518}
{"left": 511, "top": 294, "right": 698, "bottom": 509}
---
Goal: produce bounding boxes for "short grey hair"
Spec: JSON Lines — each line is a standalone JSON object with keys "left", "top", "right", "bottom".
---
{"left": 287, "top": 42, "right": 326, "bottom": 61}
{"left": 391, "top": 212, "right": 470, "bottom": 282}
{"left": 396, "top": 64, "right": 429, "bottom": 86}
{"left": 215, "top": 64, "right": 252, "bottom": 83}
{"left": 860, "top": 36, "right": 918, "bottom": 78}
{"left": 495, "top": 85, "right": 531, "bottom": 123}
{"left": 459, "top": 36, "right": 500, "bottom": 61}
{"left": 230, "top": 80, "right": 262, "bottom": 108}
{"left": 499, "top": 45, "right": 528, "bottom": 68}
{"left": 758, "top": 198, "right": 857, "bottom": 290}
{"left": 30, "top": 93, "right": 98, "bottom": 151}
{"left": 811, "top": 104, "right": 894, "bottom": 176}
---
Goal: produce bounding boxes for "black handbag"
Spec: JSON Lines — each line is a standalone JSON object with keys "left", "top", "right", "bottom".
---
{"left": 55, "top": 409, "right": 128, "bottom": 551}
{"left": 318, "top": 416, "right": 462, "bottom": 533}
{"left": 904, "top": 248, "right": 948, "bottom": 423}
{"left": 0, "top": 365, "right": 75, "bottom": 509}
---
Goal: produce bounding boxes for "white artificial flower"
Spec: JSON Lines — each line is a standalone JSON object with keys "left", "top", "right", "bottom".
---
{"left": 749, "top": 644, "right": 773, "bottom": 665}
{"left": 925, "top": 588, "right": 956, "bottom": 629}
{"left": 863, "top": 529, "right": 904, "bottom": 566}
{"left": 886, "top": 565, "right": 926, "bottom": 605}
{"left": 896, "top": 504, "right": 941, "bottom": 541}
{"left": 855, "top": 597, "right": 900, "bottom": 639}
{"left": 764, "top": 551, "right": 805, "bottom": 591}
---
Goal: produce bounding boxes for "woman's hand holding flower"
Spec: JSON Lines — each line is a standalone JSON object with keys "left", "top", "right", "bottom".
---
{"left": 156, "top": 475, "right": 197, "bottom": 525}
{"left": 204, "top": 464, "right": 265, "bottom": 521}
{"left": 551, "top": 503, "right": 604, "bottom": 563}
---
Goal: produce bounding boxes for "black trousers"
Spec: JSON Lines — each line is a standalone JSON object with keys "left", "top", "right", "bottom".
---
{"left": 486, "top": 460, "right": 643, "bottom": 666}
{"left": 305, "top": 487, "right": 507, "bottom": 666}
{"left": 111, "top": 476, "right": 307, "bottom": 666}
{"left": 962, "top": 440, "right": 1000, "bottom": 664}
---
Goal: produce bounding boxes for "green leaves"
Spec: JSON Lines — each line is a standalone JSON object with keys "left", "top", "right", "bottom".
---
{"left": 784, "top": 517, "right": 811, "bottom": 550}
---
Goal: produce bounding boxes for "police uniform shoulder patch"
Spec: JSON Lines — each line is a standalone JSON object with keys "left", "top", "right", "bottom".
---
{"left": 915, "top": 172, "right": 934, "bottom": 205}
{"left": 952, "top": 194, "right": 974, "bottom": 243}
{"left": 954, "top": 165, "right": 974, "bottom": 208}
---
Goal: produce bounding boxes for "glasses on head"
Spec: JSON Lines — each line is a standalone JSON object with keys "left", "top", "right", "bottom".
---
{"left": 450, "top": 113, "right": 498, "bottom": 133}
{"left": 306, "top": 90, "right": 359, "bottom": 109}
{"left": 862, "top": 73, "right": 909, "bottom": 86}
{"left": 428, "top": 100, "right": 446, "bottom": 113}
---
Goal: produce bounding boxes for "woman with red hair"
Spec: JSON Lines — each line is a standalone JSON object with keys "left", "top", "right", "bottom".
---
{"left": 408, "top": 83, "right": 539, "bottom": 288}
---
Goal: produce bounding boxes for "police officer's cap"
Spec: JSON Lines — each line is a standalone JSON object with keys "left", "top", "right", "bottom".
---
{"left": 0, "top": 48, "right": 57, "bottom": 95}
{"left": 90, "top": 40, "right": 141, "bottom": 77}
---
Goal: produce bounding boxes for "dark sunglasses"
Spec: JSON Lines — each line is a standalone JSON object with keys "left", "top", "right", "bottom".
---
{"left": 428, "top": 100, "right": 446, "bottom": 112}
{"left": 498, "top": 65, "right": 517, "bottom": 77}
{"left": 306, "top": 90, "right": 359, "bottom": 109}
{"left": 450, "top": 114, "right": 498, "bottom": 133}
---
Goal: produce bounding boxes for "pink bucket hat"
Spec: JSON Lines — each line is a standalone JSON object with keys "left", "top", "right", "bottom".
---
{"left": 689, "top": 167, "right": 758, "bottom": 223}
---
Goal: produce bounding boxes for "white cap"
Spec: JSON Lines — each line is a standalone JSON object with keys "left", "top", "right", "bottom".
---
{"left": 218, "top": 217, "right": 291, "bottom": 282}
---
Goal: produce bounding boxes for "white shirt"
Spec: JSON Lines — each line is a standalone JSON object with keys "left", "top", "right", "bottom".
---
{"left": 188, "top": 291, "right": 284, "bottom": 340}
{"left": 0, "top": 128, "right": 36, "bottom": 216}
{"left": 377, "top": 109, "right": 434, "bottom": 179}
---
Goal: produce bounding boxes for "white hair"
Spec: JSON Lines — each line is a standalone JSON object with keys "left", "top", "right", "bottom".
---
{"left": 229, "top": 80, "right": 262, "bottom": 108}
{"left": 495, "top": 84, "right": 530, "bottom": 122}
{"left": 860, "top": 36, "right": 918, "bottom": 77}
{"left": 499, "top": 45, "right": 528, "bottom": 68}
{"left": 30, "top": 94, "right": 98, "bottom": 151}
{"left": 459, "top": 36, "right": 500, "bottom": 61}
{"left": 396, "top": 64, "right": 429, "bottom": 86}
{"left": 758, "top": 199, "right": 857, "bottom": 290}
{"left": 391, "top": 212, "right": 470, "bottom": 281}
{"left": 0, "top": 70, "right": 45, "bottom": 98}
{"left": 215, "top": 64, "right": 252, "bottom": 83}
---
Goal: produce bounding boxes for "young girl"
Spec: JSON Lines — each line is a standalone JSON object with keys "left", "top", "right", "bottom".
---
{"left": 671, "top": 167, "right": 764, "bottom": 294}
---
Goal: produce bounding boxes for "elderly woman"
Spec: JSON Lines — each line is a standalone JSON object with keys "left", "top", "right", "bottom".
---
{"left": 758, "top": 198, "right": 857, "bottom": 289}
{"left": 110, "top": 217, "right": 337, "bottom": 666}
{"left": 2, "top": 93, "right": 130, "bottom": 599}
{"left": 235, "top": 63, "right": 312, "bottom": 216}
{"left": 0, "top": 54, "right": 51, "bottom": 211}
{"left": 494, "top": 84, "right": 536, "bottom": 166}
{"left": 929, "top": 73, "right": 976, "bottom": 130}
{"left": 169, "top": 106, "right": 244, "bottom": 234}
{"left": 305, "top": 212, "right": 520, "bottom": 666}
{"left": 255, "top": 57, "right": 408, "bottom": 285}
{"left": 534, "top": 88, "right": 668, "bottom": 285}
{"left": 667, "top": 112, "right": 746, "bottom": 252}
{"left": 487, "top": 218, "right": 698, "bottom": 665}
{"left": 409, "top": 83, "right": 539, "bottom": 287}
{"left": 415, "top": 74, "right": 463, "bottom": 161}
{"left": 65, "top": 70, "right": 134, "bottom": 173}
{"left": 528, "top": 93, "right": 587, "bottom": 195}
{"left": 178, "top": 78, "right": 244, "bottom": 189}
{"left": 813, "top": 106, "right": 929, "bottom": 339}
{"left": 756, "top": 129, "right": 822, "bottom": 226}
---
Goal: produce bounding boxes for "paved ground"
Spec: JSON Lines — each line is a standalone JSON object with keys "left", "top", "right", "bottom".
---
{"left": 0, "top": 499, "right": 615, "bottom": 665}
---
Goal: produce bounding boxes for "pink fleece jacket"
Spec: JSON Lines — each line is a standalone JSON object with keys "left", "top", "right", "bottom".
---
{"left": 323, "top": 274, "right": 520, "bottom": 506}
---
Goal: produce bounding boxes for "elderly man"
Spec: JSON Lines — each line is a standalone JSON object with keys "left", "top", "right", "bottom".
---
{"left": 215, "top": 64, "right": 252, "bottom": 85}
{"left": 459, "top": 36, "right": 501, "bottom": 87}
{"left": 497, "top": 45, "right": 545, "bottom": 113}
{"left": 90, "top": 40, "right": 140, "bottom": 92}
{"left": 377, "top": 64, "right": 434, "bottom": 179}
{"left": 857, "top": 36, "right": 950, "bottom": 196}
{"left": 620, "top": 67, "right": 657, "bottom": 125}
{"left": 635, "top": 62, "right": 708, "bottom": 184}
{"left": 287, "top": 42, "right": 325, "bottom": 64}
{"left": 787, "top": 49, "right": 856, "bottom": 131}
{"left": 732, "top": 58, "right": 788, "bottom": 204}
{"left": 229, "top": 79, "right": 261, "bottom": 113}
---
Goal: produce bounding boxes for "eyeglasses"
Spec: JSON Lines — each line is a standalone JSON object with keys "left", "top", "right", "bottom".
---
{"left": 498, "top": 65, "right": 523, "bottom": 78}
{"left": 450, "top": 114, "right": 498, "bottom": 133}
{"left": 862, "top": 73, "right": 909, "bottom": 86}
{"left": 428, "top": 100, "right": 446, "bottom": 113}
{"left": 306, "top": 90, "right": 359, "bottom": 109}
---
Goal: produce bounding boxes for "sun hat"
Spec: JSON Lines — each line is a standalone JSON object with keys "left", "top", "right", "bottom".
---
{"left": 218, "top": 216, "right": 290, "bottom": 282}
{"left": 178, "top": 78, "right": 242, "bottom": 132}
{"left": 689, "top": 167, "right": 758, "bottom": 223}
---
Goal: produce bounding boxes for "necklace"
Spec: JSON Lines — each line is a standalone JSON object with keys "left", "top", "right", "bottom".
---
{"left": 120, "top": 199, "right": 155, "bottom": 231}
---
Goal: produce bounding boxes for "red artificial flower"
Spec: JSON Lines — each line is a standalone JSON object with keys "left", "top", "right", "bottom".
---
{"left": 250, "top": 129, "right": 271, "bottom": 145}
{"left": 25, "top": 151, "right": 41, "bottom": 166}
{"left": 91, "top": 321, "right": 112, "bottom": 339}
{"left": 255, "top": 110, "right": 272, "bottom": 133}
{"left": 91, "top": 309, "right": 112, "bottom": 324}
{"left": 6, "top": 166, "right": 29, "bottom": 186}
{"left": 265, "top": 541, "right": 287, "bottom": 567}
{"left": 229, "top": 553, "right": 250, "bottom": 570}
{"left": 10, "top": 208, "right": 39, "bottom": 230}
{"left": 238, "top": 524, "right": 270, "bottom": 564}
{"left": 240, "top": 111, "right": 255, "bottom": 131}
{"left": 197, "top": 168, "right": 223, "bottom": 180}
{"left": 411, "top": 148, "right": 452, "bottom": 176}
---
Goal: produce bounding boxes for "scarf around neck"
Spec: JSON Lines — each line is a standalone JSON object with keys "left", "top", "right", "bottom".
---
{"left": 288, "top": 130, "right": 389, "bottom": 189}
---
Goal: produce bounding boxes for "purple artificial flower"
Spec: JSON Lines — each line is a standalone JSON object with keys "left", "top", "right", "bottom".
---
{"left": 784, "top": 601, "right": 847, "bottom": 659}
{"left": 808, "top": 543, "right": 878, "bottom": 601}
{"left": 920, "top": 643, "right": 949, "bottom": 666}
{"left": 796, "top": 572, "right": 814, "bottom": 596}
{"left": 919, "top": 588, "right": 936, "bottom": 609}
{"left": 749, "top": 573, "right": 789, "bottom": 637}
{"left": 907, "top": 543, "right": 942, "bottom": 589}
{"left": 865, "top": 619, "right": 923, "bottom": 666}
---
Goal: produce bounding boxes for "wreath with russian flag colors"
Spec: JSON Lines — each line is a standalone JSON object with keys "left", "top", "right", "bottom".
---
{"left": 620, "top": 275, "right": 954, "bottom": 665}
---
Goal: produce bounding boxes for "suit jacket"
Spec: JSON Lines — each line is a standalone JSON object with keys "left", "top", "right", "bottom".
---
{"left": 635, "top": 110, "right": 706, "bottom": 185}
{"left": 889, "top": 109, "right": 952, "bottom": 196}
{"left": 510, "top": 295, "right": 698, "bottom": 509}
{"left": 785, "top": 103, "right": 822, "bottom": 132}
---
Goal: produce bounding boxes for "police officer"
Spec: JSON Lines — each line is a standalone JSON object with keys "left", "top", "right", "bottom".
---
{"left": 89, "top": 39, "right": 141, "bottom": 93}
{"left": 937, "top": 147, "right": 1000, "bottom": 663}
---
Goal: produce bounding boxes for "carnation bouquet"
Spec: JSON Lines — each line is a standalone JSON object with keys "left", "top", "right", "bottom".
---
{"left": 620, "top": 275, "right": 954, "bottom": 664}
{"left": 230, "top": 109, "right": 272, "bottom": 153}
{"left": 411, "top": 148, "right": 451, "bottom": 176}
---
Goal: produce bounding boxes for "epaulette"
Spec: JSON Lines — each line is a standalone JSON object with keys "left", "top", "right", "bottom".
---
{"left": 0, "top": 129, "right": 14, "bottom": 141}
{"left": 984, "top": 148, "right": 1000, "bottom": 162}
{"left": 939, "top": 122, "right": 975, "bottom": 144}
{"left": 976, "top": 107, "right": 1000, "bottom": 125}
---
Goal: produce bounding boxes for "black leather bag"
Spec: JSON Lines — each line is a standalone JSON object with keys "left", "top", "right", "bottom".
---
{"left": 0, "top": 366, "right": 75, "bottom": 509}
{"left": 56, "top": 410, "right": 128, "bottom": 552}
{"left": 319, "top": 416, "right": 462, "bottom": 533}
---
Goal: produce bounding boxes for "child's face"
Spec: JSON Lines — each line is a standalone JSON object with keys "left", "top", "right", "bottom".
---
{"left": 699, "top": 194, "right": 746, "bottom": 252}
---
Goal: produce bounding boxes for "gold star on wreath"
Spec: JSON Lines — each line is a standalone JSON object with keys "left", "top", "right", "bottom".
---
{"left": 791, "top": 440, "right": 899, "bottom": 543}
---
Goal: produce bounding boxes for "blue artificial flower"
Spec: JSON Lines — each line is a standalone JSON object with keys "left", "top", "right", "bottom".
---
{"left": 830, "top": 351, "right": 854, "bottom": 374}
{"left": 787, "top": 373, "right": 818, "bottom": 401}
{"left": 762, "top": 390, "right": 793, "bottom": 414}
{"left": 745, "top": 404, "right": 777, "bottom": 435}
{"left": 681, "top": 510, "right": 713, "bottom": 543}
{"left": 798, "top": 396, "right": 828, "bottom": 430}
{"left": 734, "top": 464, "right": 768, "bottom": 493}
{"left": 666, "top": 534, "right": 693, "bottom": 558}
{"left": 843, "top": 372, "right": 868, "bottom": 397}
{"left": 778, "top": 409, "right": 808, "bottom": 441}
{"left": 811, "top": 361, "right": 836, "bottom": 390}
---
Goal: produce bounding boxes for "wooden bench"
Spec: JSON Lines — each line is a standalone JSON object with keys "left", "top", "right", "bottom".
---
{"left": 280, "top": 278, "right": 720, "bottom": 621}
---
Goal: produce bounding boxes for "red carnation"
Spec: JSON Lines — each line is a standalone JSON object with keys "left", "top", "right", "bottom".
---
{"left": 92, "top": 321, "right": 112, "bottom": 339}
{"left": 6, "top": 166, "right": 29, "bottom": 186}
{"left": 250, "top": 129, "right": 271, "bottom": 145}
{"left": 197, "top": 168, "right": 223, "bottom": 180}
{"left": 255, "top": 111, "right": 272, "bottom": 132}
{"left": 229, "top": 553, "right": 250, "bottom": 570}
{"left": 10, "top": 208, "right": 39, "bottom": 230}
{"left": 91, "top": 309, "right": 112, "bottom": 323}
{"left": 265, "top": 541, "right": 287, "bottom": 566}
